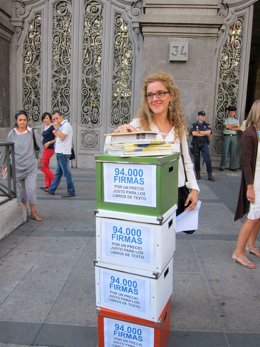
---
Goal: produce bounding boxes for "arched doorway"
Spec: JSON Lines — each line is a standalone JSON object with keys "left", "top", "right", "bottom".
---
{"left": 212, "top": 0, "right": 259, "bottom": 166}
{"left": 10, "top": 0, "right": 143, "bottom": 168}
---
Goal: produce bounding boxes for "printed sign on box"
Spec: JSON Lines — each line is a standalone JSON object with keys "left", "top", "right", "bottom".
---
{"left": 100, "top": 269, "right": 150, "bottom": 316}
{"left": 96, "top": 258, "right": 173, "bottom": 321}
{"left": 103, "top": 163, "right": 156, "bottom": 207}
{"left": 101, "top": 218, "right": 154, "bottom": 266}
{"left": 104, "top": 318, "right": 154, "bottom": 347}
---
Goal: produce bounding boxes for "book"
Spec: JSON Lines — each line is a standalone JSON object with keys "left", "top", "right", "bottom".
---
{"left": 121, "top": 150, "right": 173, "bottom": 157}
{"left": 105, "top": 131, "right": 158, "bottom": 144}
{"left": 124, "top": 143, "right": 172, "bottom": 151}
{"left": 106, "top": 142, "right": 174, "bottom": 157}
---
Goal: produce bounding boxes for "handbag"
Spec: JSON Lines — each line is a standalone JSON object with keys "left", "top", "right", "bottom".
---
{"left": 176, "top": 185, "right": 191, "bottom": 216}
{"left": 177, "top": 142, "right": 196, "bottom": 234}
{"left": 69, "top": 147, "right": 75, "bottom": 160}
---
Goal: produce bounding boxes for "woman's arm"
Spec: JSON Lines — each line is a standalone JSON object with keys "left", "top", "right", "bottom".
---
{"left": 33, "top": 129, "right": 43, "bottom": 162}
{"left": 241, "top": 132, "right": 254, "bottom": 185}
{"left": 241, "top": 130, "right": 256, "bottom": 204}
{"left": 181, "top": 136, "right": 200, "bottom": 211}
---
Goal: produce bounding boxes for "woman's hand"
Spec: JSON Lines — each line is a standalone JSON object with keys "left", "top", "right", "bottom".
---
{"left": 185, "top": 189, "right": 199, "bottom": 211}
{"left": 114, "top": 124, "right": 137, "bottom": 133}
{"left": 44, "top": 142, "right": 49, "bottom": 149}
{"left": 1, "top": 166, "right": 6, "bottom": 177}
{"left": 37, "top": 157, "right": 42, "bottom": 168}
{"left": 247, "top": 184, "right": 255, "bottom": 204}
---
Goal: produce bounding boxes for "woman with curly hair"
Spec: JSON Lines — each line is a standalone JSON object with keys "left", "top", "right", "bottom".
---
{"left": 113, "top": 71, "right": 199, "bottom": 212}
{"left": 233, "top": 100, "right": 260, "bottom": 269}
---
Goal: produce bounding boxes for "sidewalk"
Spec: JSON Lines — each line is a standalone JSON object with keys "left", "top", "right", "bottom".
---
{"left": 0, "top": 168, "right": 259, "bottom": 347}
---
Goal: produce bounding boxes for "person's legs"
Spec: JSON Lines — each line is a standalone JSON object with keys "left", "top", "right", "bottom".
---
{"left": 193, "top": 144, "right": 201, "bottom": 179}
{"left": 17, "top": 178, "right": 30, "bottom": 215}
{"left": 220, "top": 136, "right": 230, "bottom": 169}
{"left": 57, "top": 154, "right": 76, "bottom": 196}
{"left": 232, "top": 218, "right": 259, "bottom": 268}
{"left": 17, "top": 178, "right": 27, "bottom": 202}
{"left": 24, "top": 167, "right": 42, "bottom": 221}
{"left": 40, "top": 148, "right": 55, "bottom": 188}
{"left": 229, "top": 136, "right": 238, "bottom": 170}
{"left": 48, "top": 154, "right": 63, "bottom": 193}
{"left": 247, "top": 220, "right": 260, "bottom": 256}
{"left": 201, "top": 144, "right": 212, "bottom": 174}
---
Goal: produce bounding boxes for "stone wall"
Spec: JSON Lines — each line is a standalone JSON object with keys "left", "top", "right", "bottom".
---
{"left": 140, "top": 0, "right": 224, "bottom": 128}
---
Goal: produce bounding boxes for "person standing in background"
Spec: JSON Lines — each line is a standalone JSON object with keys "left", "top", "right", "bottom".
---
{"left": 1, "top": 110, "right": 43, "bottom": 221}
{"left": 40, "top": 112, "right": 55, "bottom": 190}
{"left": 233, "top": 100, "right": 260, "bottom": 269}
{"left": 190, "top": 111, "right": 215, "bottom": 181}
{"left": 219, "top": 105, "right": 241, "bottom": 171}
{"left": 43, "top": 111, "right": 76, "bottom": 198}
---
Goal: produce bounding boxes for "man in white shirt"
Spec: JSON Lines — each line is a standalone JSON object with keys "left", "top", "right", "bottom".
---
{"left": 44, "top": 111, "right": 76, "bottom": 197}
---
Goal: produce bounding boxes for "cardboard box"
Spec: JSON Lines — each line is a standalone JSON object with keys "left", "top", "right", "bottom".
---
{"left": 96, "top": 207, "right": 176, "bottom": 273}
{"left": 95, "top": 154, "right": 179, "bottom": 217}
{"left": 97, "top": 296, "right": 172, "bottom": 347}
{"left": 95, "top": 257, "right": 173, "bottom": 321}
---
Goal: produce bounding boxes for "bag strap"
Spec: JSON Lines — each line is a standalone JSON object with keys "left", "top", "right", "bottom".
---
{"left": 32, "top": 128, "right": 40, "bottom": 151}
{"left": 180, "top": 141, "right": 188, "bottom": 182}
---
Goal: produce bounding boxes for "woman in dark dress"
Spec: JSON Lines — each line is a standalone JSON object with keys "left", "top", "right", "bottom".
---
{"left": 233, "top": 100, "right": 260, "bottom": 269}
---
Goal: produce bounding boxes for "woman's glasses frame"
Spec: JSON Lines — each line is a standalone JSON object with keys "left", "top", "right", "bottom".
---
{"left": 145, "top": 90, "right": 170, "bottom": 100}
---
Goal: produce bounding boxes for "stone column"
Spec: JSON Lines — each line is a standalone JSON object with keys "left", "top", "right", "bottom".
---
{"left": 139, "top": 0, "right": 224, "bottom": 127}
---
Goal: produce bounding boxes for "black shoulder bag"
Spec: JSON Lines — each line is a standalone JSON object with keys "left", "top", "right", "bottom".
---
{"left": 69, "top": 146, "right": 75, "bottom": 160}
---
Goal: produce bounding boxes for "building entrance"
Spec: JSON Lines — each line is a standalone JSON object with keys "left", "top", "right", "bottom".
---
{"left": 11, "top": 0, "right": 143, "bottom": 168}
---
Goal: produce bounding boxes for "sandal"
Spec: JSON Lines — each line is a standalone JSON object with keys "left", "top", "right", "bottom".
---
{"left": 246, "top": 247, "right": 260, "bottom": 258}
{"left": 232, "top": 254, "right": 256, "bottom": 269}
{"left": 31, "top": 213, "right": 43, "bottom": 222}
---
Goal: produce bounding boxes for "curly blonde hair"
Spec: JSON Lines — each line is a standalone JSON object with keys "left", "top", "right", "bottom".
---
{"left": 246, "top": 100, "right": 260, "bottom": 129}
{"left": 136, "top": 71, "right": 187, "bottom": 140}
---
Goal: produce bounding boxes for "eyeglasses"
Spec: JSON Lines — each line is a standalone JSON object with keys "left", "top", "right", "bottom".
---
{"left": 145, "top": 91, "right": 170, "bottom": 100}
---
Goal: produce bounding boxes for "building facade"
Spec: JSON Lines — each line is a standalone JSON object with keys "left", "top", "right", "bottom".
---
{"left": 0, "top": 0, "right": 259, "bottom": 168}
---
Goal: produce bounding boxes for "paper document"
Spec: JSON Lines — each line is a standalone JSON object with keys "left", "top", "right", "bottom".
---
{"left": 176, "top": 200, "right": 202, "bottom": 233}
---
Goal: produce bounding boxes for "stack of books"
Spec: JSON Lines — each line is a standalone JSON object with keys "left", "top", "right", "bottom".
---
{"left": 105, "top": 131, "right": 174, "bottom": 157}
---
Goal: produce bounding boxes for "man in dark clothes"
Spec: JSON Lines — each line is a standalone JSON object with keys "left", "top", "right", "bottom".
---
{"left": 190, "top": 111, "right": 215, "bottom": 182}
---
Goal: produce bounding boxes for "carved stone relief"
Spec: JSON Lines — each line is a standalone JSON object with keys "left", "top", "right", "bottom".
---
{"left": 51, "top": 0, "right": 72, "bottom": 120}
{"left": 111, "top": 12, "right": 133, "bottom": 127}
{"left": 22, "top": 12, "right": 41, "bottom": 124}
{"left": 81, "top": 0, "right": 103, "bottom": 129}
{"left": 213, "top": 0, "right": 255, "bottom": 156}
{"left": 215, "top": 15, "right": 244, "bottom": 154}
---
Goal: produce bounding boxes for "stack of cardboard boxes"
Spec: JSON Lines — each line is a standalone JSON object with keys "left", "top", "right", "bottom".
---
{"left": 95, "top": 153, "right": 179, "bottom": 347}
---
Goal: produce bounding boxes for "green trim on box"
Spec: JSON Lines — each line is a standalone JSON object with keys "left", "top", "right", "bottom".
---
{"left": 95, "top": 154, "right": 179, "bottom": 217}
